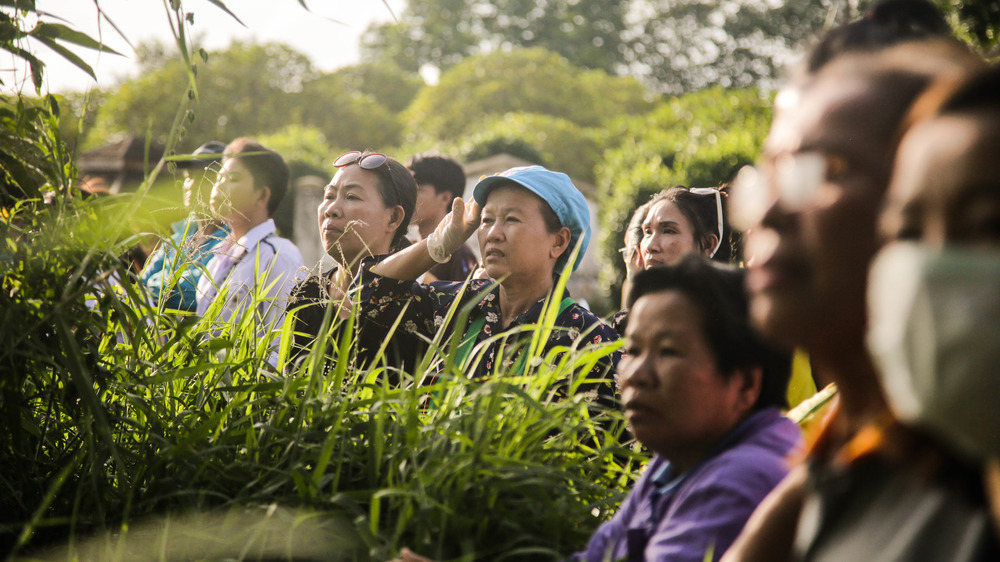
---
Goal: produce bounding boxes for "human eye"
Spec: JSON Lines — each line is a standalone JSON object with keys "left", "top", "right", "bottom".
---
{"left": 658, "top": 345, "right": 679, "bottom": 357}
{"left": 481, "top": 215, "right": 495, "bottom": 225}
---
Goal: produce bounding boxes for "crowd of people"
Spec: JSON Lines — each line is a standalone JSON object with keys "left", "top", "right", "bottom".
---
{"left": 120, "top": 0, "right": 1000, "bottom": 559}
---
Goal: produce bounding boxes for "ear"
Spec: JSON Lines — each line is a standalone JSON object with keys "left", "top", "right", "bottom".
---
{"left": 732, "top": 365, "right": 762, "bottom": 417}
{"left": 703, "top": 233, "right": 720, "bottom": 257}
{"left": 548, "top": 226, "right": 572, "bottom": 261}
{"left": 257, "top": 186, "right": 272, "bottom": 208}
{"left": 386, "top": 205, "right": 406, "bottom": 235}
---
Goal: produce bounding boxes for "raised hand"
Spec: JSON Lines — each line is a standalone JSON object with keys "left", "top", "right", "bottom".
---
{"left": 427, "top": 196, "right": 481, "bottom": 263}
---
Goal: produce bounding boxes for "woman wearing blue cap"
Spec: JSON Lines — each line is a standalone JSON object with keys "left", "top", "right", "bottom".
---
{"left": 357, "top": 165, "right": 620, "bottom": 388}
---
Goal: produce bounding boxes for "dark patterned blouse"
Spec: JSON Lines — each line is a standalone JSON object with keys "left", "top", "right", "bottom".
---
{"left": 358, "top": 259, "right": 622, "bottom": 398}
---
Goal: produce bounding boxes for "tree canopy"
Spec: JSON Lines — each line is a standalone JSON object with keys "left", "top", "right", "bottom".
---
{"left": 402, "top": 48, "right": 653, "bottom": 142}
{"left": 86, "top": 41, "right": 408, "bottom": 155}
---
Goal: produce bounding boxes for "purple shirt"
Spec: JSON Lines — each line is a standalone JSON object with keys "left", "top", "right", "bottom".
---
{"left": 575, "top": 407, "right": 801, "bottom": 562}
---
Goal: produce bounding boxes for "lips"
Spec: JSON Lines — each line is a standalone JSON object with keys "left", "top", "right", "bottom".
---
{"left": 483, "top": 247, "right": 505, "bottom": 260}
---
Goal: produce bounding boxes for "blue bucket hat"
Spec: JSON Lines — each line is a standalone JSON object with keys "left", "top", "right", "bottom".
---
{"left": 473, "top": 165, "right": 591, "bottom": 272}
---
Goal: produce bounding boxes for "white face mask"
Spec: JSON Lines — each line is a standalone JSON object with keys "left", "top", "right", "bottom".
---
{"left": 867, "top": 242, "right": 1000, "bottom": 460}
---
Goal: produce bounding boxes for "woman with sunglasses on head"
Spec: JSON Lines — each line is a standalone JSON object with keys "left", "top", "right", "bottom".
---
{"left": 287, "top": 150, "right": 417, "bottom": 366}
{"left": 615, "top": 186, "right": 730, "bottom": 335}
{"left": 357, "top": 165, "right": 621, "bottom": 393}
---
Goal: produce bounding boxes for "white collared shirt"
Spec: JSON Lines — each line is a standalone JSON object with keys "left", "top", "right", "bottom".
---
{"left": 196, "top": 219, "right": 304, "bottom": 363}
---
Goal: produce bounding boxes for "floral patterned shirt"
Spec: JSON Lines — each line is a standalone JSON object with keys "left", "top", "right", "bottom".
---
{"left": 358, "top": 263, "right": 622, "bottom": 392}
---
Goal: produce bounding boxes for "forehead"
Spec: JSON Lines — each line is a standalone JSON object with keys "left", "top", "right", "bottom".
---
{"left": 221, "top": 157, "right": 250, "bottom": 175}
{"left": 329, "top": 164, "right": 381, "bottom": 191}
{"left": 483, "top": 183, "right": 544, "bottom": 211}
{"left": 643, "top": 199, "right": 689, "bottom": 226}
{"left": 766, "top": 76, "right": 902, "bottom": 164}
{"left": 627, "top": 289, "right": 703, "bottom": 339}
{"left": 892, "top": 114, "right": 998, "bottom": 212}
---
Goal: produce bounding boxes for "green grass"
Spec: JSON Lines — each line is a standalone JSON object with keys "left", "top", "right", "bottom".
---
{"left": 1, "top": 193, "right": 636, "bottom": 560}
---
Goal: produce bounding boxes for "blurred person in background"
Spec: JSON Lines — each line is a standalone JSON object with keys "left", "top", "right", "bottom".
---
{"left": 617, "top": 186, "right": 731, "bottom": 331}
{"left": 406, "top": 153, "right": 477, "bottom": 281}
{"left": 722, "top": 37, "right": 984, "bottom": 562}
{"left": 866, "top": 64, "right": 1000, "bottom": 547}
{"left": 196, "top": 138, "right": 303, "bottom": 365}
{"left": 140, "top": 141, "right": 228, "bottom": 311}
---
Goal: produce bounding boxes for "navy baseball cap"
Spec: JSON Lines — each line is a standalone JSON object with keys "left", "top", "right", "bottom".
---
{"left": 176, "top": 140, "right": 225, "bottom": 169}
{"left": 473, "top": 165, "right": 591, "bottom": 271}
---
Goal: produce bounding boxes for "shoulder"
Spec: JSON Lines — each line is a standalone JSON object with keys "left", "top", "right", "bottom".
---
{"left": 696, "top": 413, "right": 800, "bottom": 496}
{"left": 560, "top": 303, "right": 620, "bottom": 343}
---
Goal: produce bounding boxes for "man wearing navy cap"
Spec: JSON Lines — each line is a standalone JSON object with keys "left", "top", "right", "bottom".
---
{"left": 140, "top": 140, "right": 230, "bottom": 311}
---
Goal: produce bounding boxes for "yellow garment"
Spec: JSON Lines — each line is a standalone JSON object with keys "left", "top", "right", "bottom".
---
{"left": 786, "top": 348, "right": 818, "bottom": 409}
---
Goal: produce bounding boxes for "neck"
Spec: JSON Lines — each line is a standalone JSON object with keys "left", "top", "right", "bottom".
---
{"left": 808, "top": 344, "right": 887, "bottom": 432}
{"left": 228, "top": 212, "right": 269, "bottom": 242}
{"left": 498, "top": 275, "right": 554, "bottom": 328}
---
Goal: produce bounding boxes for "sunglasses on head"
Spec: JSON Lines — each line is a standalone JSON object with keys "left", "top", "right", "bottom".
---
{"left": 334, "top": 151, "right": 388, "bottom": 171}
{"left": 688, "top": 187, "right": 724, "bottom": 258}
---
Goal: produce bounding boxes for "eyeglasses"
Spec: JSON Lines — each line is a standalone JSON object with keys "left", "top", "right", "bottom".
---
{"left": 729, "top": 151, "right": 847, "bottom": 232}
{"left": 688, "top": 187, "right": 724, "bottom": 258}
{"left": 334, "top": 151, "right": 388, "bottom": 171}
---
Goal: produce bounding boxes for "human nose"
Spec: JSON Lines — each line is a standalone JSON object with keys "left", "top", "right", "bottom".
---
{"left": 619, "top": 350, "right": 655, "bottom": 390}
{"left": 485, "top": 220, "right": 503, "bottom": 241}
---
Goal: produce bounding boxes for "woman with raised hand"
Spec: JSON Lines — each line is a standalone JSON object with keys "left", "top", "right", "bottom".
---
{"left": 358, "top": 165, "right": 620, "bottom": 389}
{"left": 287, "top": 150, "right": 416, "bottom": 365}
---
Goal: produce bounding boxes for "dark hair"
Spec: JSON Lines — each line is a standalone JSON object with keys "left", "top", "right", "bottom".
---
{"left": 635, "top": 186, "right": 732, "bottom": 262}
{"left": 407, "top": 153, "right": 466, "bottom": 201}
{"left": 627, "top": 256, "right": 791, "bottom": 410}
{"left": 353, "top": 150, "right": 417, "bottom": 251}
{"left": 806, "top": 0, "right": 951, "bottom": 74}
{"left": 223, "top": 137, "right": 289, "bottom": 216}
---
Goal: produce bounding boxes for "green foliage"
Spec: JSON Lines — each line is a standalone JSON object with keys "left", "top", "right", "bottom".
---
{"left": 595, "top": 87, "right": 773, "bottom": 303}
{"left": 0, "top": 94, "right": 74, "bottom": 204}
{"left": 256, "top": 124, "right": 335, "bottom": 176}
{"left": 295, "top": 73, "right": 403, "bottom": 153}
{"left": 453, "top": 113, "right": 605, "bottom": 183}
{"left": 403, "top": 47, "right": 654, "bottom": 147}
{"left": 331, "top": 60, "right": 426, "bottom": 113}
{"left": 937, "top": 0, "right": 1000, "bottom": 53}
{"left": 361, "top": 0, "right": 631, "bottom": 74}
{"left": 88, "top": 40, "right": 406, "bottom": 155}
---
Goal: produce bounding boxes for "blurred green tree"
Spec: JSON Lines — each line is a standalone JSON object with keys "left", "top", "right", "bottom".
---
{"left": 361, "top": 0, "right": 630, "bottom": 74}
{"left": 88, "top": 41, "right": 406, "bottom": 154}
{"left": 403, "top": 48, "right": 653, "bottom": 142}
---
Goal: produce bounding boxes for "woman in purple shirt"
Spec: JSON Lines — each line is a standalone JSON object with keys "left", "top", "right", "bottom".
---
{"left": 576, "top": 257, "right": 802, "bottom": 562}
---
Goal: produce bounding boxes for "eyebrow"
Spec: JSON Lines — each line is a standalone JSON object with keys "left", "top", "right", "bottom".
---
{"left": 643, "top": 219, "right": 682, "bottom": 229}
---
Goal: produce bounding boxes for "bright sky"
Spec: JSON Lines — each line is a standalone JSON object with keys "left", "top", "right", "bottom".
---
{"left": 4, "top": 0, "right": 406, "bottom": 94}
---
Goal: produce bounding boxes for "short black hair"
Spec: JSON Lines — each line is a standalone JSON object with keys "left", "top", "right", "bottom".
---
{"left": 407, "top": 153, "right": 466, "bottom": 201}
{"left": 627, "top": 256, "right": 791, "bottom": 410}
{"left": 223, "top": 137, "right": 289, "bottom": 216}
